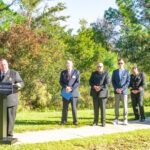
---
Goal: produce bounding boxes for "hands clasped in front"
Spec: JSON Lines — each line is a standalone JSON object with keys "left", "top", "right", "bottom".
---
{"left": 66, "top": 86, "right": 72, "bottom": 93}
{"left": 116, "top": 88, "right": 123, "bottom": 94}
{"left": 94, "top": 85, "right": 101, "bottom": 92}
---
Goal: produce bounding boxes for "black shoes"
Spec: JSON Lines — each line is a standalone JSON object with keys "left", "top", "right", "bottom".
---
{"left": 92, "top": 123, "right": 98, "bottom": 126}
{"left": 60, "top": 121, "right": 66, "bottom": 126}
{"left": 7, "top": 133, "right": 13, "bottom": 137}
{"left": 133, "top": 117, "right": 145, "bottom": 122}
{"left": 140, "top": 118, "right": 145, "bottom": 122}
{"left": 60, "top": 121, "right": 78, "bottom": 125}
{"left": 133, "top": 118, "right": 139, "bottom": 121}
{"left": 73, "top": 121, "right": 78, "bottom": 125}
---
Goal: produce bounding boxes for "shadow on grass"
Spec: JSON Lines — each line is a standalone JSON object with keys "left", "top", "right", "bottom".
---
{"left": 15, "top": 120, "right": 60, "bottom": 126}
{"left": 78, "top": 117, "right": 93, "bottom": 120}
{"left": 145, "top": 111, "right": 150, "bottom": 116}
{"left": 15, "top": 111, "right": 150, "bottom": 127}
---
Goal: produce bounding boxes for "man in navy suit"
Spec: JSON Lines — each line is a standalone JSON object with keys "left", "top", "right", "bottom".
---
{"left": 59, "top": 60, "right": 80, "bottom": 125}
{"left": 112, "top": 59, "right": 130, "bottom": 125}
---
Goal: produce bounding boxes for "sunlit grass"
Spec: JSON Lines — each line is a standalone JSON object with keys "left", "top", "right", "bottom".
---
{"left": 0, "top": 107, "right": 149, "bottom": 149}
{"left": 14, "top": 107, "right": 150, "bottom": 132}
{"left": 0, "top": 129, "right": 150, "bottom": 150}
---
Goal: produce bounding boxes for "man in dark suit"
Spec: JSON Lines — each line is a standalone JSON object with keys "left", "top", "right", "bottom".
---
{"left": 129, "top": 67, "right": 146, "bottom": 122}
{"left": 89, "top": 63, "right": 110, "bottom": 127}
{"left": 0, "top": 59, "right": 24, "bottom": 137}
{"left": 112, "top": 59, "right": 130, "bottom": 125}
{"left": 59, "top": 60, "right": 80, "bottom": 125}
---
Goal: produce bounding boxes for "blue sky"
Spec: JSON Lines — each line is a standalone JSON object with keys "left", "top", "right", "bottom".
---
{"left": 3, "top": 0, "right": 118, "bottom": 33}
{"left": 52, "top": 0, "right": 118, "bottom": 33}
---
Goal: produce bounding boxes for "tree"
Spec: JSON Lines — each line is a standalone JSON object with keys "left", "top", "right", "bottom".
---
{"left": 0, "top": 0, "right": 69, "bottom": 109}
{"left": 102, "top": 0, "right": 150, "bottom": 73}
{"left": 0, "top": 0, "right": 26, "bottom": 31}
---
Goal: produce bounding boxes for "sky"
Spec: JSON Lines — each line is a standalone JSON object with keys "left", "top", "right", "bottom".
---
{"left": 3, "top": 0, "right": 118, "bottom": 33}
{"left": 50, "top": 0, "right": 118, "bottom": 33}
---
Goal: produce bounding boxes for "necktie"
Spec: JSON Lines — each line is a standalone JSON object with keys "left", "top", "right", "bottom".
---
{"left": 68, "top": 71, "right": 71, "bottom": 80}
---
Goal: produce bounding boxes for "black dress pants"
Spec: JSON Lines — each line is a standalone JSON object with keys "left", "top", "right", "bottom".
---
{"left": 61, "top": 97, "right": 78, "bottom": 123}
{"left": 7, "top": 105, "right": 17, "bottom": 135}
{"left": 131, "top": 93, "right": 145, "bottom": 119}
{"left": 93, "top": 96, "right": 107, "bottom": 125}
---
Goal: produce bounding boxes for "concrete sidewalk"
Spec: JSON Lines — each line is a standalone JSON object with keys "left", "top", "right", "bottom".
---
{"left": 14, "top": 118, "right": 150, "bottom": 144}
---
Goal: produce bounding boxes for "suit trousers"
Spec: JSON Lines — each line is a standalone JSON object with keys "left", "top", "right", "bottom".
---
{"left": 61, "top": 97, "right": 78, "bottom": 123}
{"left": 92, "top": 97, "right": 107, "bottom": 125}
{"left": 131, "top": 93, "right": 145, "bottom": 119}
{"left": 115, "top": 94, "right": 128, "bottom": 120}
{"left": 7, "top": 105, "right": 17, "bottom": 135}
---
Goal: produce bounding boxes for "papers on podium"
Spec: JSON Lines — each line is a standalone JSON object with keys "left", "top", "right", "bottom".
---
{"left": 61, "top": 88, "right": 72, "bottom": 100}
{"left": 0, "top": 82, "right": 13, "bottom": 95}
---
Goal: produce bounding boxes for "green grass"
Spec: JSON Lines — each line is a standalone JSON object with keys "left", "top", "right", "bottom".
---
{"left": 0, "top": 129, "right": 150, "bottom": 150}
{"left": 14, "top": 107, "right": 150, "bottom": 132}
{"left": 0, "top": 108, "right": 149, "bottom": 149}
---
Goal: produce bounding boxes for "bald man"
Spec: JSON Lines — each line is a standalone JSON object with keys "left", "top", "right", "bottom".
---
{"left": 89, "top": 63, "right": 110, "bottom": 127}
{"left": 59, "top": 60, "right": 80, "bottom": 125}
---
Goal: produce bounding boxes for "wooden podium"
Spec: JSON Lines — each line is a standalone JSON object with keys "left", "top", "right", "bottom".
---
{"left": 0, "top": 83, "right": 17, "bottom": 144}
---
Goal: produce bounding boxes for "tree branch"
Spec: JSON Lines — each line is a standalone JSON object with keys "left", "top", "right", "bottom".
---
{"left": 0, "top": 0, "right": 16, "bottom": 12}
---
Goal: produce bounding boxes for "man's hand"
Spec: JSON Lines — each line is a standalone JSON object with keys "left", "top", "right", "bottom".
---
{"left": 94, "top": 85, "right": 101, "bottom": 92}
{"left": 116, "top": 88, "right": 122, "bottom": 94}
{"left": 131, "top": 90, "right": 139, "bottom": 94}
{"left": 13, "top": 83, "right": 22, "bottom": 89}
{"left": 66, "top": 86, "right": 72, "bottom": 93}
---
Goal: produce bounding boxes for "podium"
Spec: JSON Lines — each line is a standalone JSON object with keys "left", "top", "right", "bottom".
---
{"left": 0, "top": 83, "right": 17, "bottom": 144}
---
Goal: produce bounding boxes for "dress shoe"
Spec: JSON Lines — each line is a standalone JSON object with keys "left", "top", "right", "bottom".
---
{"left": 92, "top": 123, "right": 98, "bottom": 126}
{"left": 140, "top": 118, "right": 145, "bottom": 122}
{"left": 133, "top": 118, "right": 139, "bottom": 121}
{"left": 7, "top": 134, "right": 13, "bottom": 137}
{"left": 73, "top": 121, "right": 78, "bottom": 125}
{"left": 60, "top": 122, "right": 66, "bottom": 126}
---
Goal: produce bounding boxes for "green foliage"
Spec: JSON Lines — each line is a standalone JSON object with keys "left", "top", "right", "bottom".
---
{"left": 0, "top": 0, "right": 149, "bottom": 110}
{"left": 104, "top": 0, "right": 150, "bottom": 74}
{"left": 0, "top": 1, "right": 68, "bottom": 109}
{"left": 0, "top": 2, "right": 26, "bottom": 31}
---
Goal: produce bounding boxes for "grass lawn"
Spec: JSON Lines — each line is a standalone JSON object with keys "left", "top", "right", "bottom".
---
{"left": 14, "top": 107, "right": 150, "bottom": 132}
{"left": 0, "top": 129, "right": 150, "bottom": 150}
{"left": 0, "top": 107, "right": 149, "bottom": 149}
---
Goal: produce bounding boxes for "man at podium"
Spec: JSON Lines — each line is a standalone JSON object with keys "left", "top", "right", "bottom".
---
{"left": 0, "top": 59, "right": 24, "bottom": 137}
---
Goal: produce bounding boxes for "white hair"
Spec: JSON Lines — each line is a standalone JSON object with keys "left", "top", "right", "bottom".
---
{"left": 66, "top": 60, "right": 73, "bottom": 66}
{"left": 1, "top": 59, "right": 8, "bottom": 66}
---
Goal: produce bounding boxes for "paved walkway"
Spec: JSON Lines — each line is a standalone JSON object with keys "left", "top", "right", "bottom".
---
{"left": 14, "top": 118, "right": 150, "bottom": 144}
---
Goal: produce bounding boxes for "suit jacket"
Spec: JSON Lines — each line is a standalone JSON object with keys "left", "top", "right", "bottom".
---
{"left": 0, "top": 69, "right": 24, "bottom": 107}
{"left": 59, "top": 69, "right": 80, "bottom": 97}
{"left": 112, "top": 69, "right": 130, "bottom": 95}
{"left": 89, "top": 71, "right": 110, "bottom": 98}
{"left": 129, "top": 72, "right": 146, "bottom": 95}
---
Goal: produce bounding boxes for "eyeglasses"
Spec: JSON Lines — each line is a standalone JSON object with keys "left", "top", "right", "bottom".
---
{"left": 97, "top": 66, "right": 103, "bottom": 68}
{"left": 118, "top": 62, "right": 123, "bottom": 65}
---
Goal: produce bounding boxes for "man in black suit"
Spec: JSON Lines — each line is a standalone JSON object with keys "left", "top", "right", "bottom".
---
{"left": 129, "top": 67, "right": 146, "bottom": 122}
{"left": 0, "top": 59, "right": 24, "bottom": 137}
{"left": 59, "top": 60, "right": 80, "bottom": 125}
{"left": 89, "top": 63, "right": 110, "bottom": 127}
